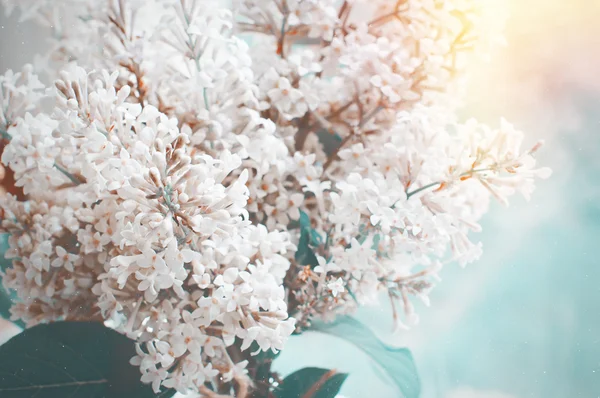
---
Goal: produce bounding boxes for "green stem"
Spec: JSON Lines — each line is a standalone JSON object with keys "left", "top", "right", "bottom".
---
{"left": 278, "top": 13, "right": 289, "bottom": 58}
{"left": 203, "top": 87, "right": 209, "bottom": 111}
{"left": 405, "top": 181, "right": 441, "bottom": 199}
{"left": 0, "top": 129, "right": 11, "bottom": 141}
{"left": 405, "top": 167, "right": 494, "bottom": 199}
{"left": 183, "top": 10, "right": 209, "bottom": 111}
{"left": 53, "top": 163, "right": 81, "bottom": 185}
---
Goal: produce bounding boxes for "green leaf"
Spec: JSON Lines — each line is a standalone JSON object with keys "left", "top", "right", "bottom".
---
{"left": 0, "top": 234, "right": 11, "bottom": 271}
{"left": 309, "top": 229, "right": 323, "bottom": 247}
{"left": 0, "top": 234, "right": 24, "bottom": 329}
{"left": 295, "top": 212, "right": 319, "bottom": 267}
{"left": 0, "top": 235, "right": 25, "bottom": 329}
{"left": 316, "top": 129, "right": 342, "bottom": 156}
{"left": 298, "top": 211, "right": 323, "bottom": 247}
{"left": 275, "top": 367, "right": 348, "bottom": 398}
{"left": 295, "top": 235, "right": 318, "bottom": 266}
{"left": 299, "top": 210, "right": 311, "bottom": 230}
{"left": 311, "top": 316, "right": 421, "bottom": 398}
{"left": 0, "top": 321, "right": 175, "bottom": 398}
{"left": 371, "top": 234, "right": 381, "bottom": 250}
{"left": 295, "top": 228, "right": 319, "bottom": 267}
{"left": 0, "top": 290, "right": 12, "bottom": 324}
{"left": 0, "top": 289, "right": 14, "bottom": 327}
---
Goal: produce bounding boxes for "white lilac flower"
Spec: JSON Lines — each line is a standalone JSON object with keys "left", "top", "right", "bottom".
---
{"left": 327, "top": 278, "right": 345, "bottom": 297}
{"left": 0, "top": 0, "right": 550, "bottom": 396}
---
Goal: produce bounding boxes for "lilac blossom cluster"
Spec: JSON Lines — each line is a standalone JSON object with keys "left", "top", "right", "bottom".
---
{"left": 0, "top": 0, "right": 550, "bottom": 396}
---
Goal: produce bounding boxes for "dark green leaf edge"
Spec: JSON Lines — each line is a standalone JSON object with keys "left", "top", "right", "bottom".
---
{"left": 310, "top": 316, "right": 421, "bottom": 398}
{"left": 275, "top": 367, "right": 348, "bottom": 398}
{"left": 0, "top": 234, "right": 25, "bottom": 329}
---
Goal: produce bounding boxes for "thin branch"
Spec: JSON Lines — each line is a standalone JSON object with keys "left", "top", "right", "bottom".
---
{"left": 277, "top": 13, "right": 289, "bottom": 57}
{"left": 405, "top": 181, "right": 441, "bottom": 199}
{"left": 338, "top": 0, "right": 348, "bottom": 19}
{"left": 359, "top": 105, "right": 384, "bottom": 128}
{"left": 405, "top": 167, "right": 495, "bottom": 199}
{"left": 368, "top": 11, "right": 398, "bottom": 27}
{"left": 367, "top": 0, "right": 409, "bottom": 29}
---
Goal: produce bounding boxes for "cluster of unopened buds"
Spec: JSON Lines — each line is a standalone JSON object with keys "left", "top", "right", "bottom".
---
{"left": 0, "top": 0, "right": 550, "bottom": 396}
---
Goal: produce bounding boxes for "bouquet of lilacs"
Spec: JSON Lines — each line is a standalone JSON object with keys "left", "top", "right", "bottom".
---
{"left": 0, "top": 0, "right": 550, "bottom": 397}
